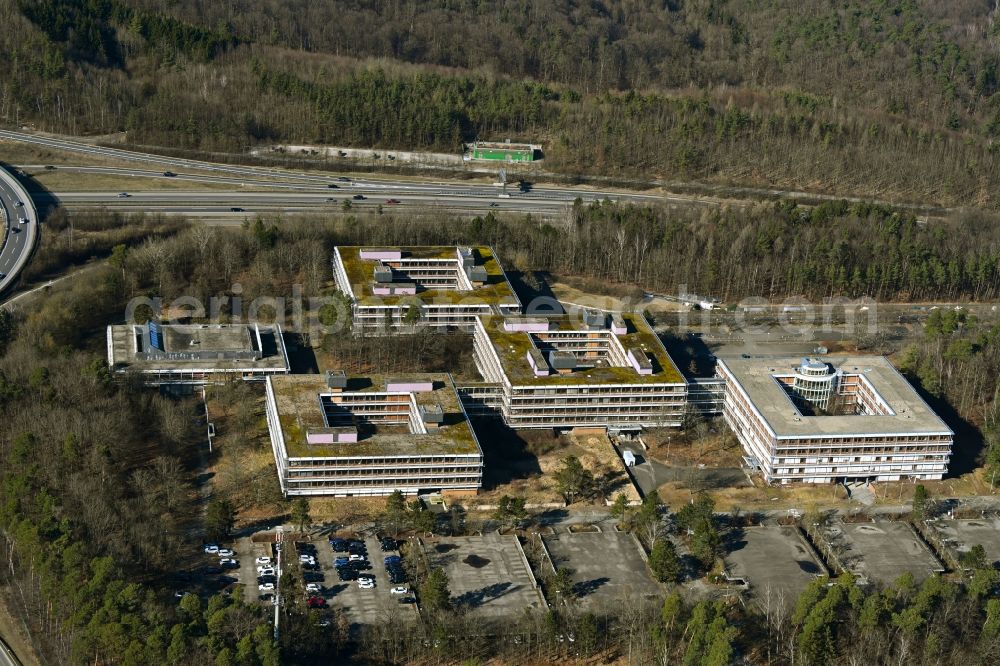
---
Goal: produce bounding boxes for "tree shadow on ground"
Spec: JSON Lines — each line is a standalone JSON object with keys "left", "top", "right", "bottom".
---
{"left": 454, "top": 581, "right": 514, "bottom": 608}
{"left": 573, "top": 577, "right": 609, "bottom": 598}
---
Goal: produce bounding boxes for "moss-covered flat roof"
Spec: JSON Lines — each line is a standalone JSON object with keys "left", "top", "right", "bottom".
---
{"left": 484, "top": 312, "right": 685, "bottom": 386}
{"left": 336, "top": 245, "right": 519, "bottom": 307}
{"left": 268, "top": 373, "right": 481, "bottom": 459}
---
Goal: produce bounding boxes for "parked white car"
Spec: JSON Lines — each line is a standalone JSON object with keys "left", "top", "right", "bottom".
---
{"left": 305, "top": 583, "right": 322, "bottom": 593}
{"left": 258, "top": 583, "right": 275, "bottom": 592}
{"left": 255, "top": 556, "right": 273, "bottom": 566}
{"left": 217, "top": 548, "right": 235, "bottom": 557}
{"left": 390, "top": 586, "right": 409, "bottom": 595}
{"left": 358, "top": 580, "right": 375, "bottom": 589}
{"left": 203, "top": 544, "right": 219, "bottom": 554}
{"left": 257, "top": 566, "right": 275, "bottom": 576}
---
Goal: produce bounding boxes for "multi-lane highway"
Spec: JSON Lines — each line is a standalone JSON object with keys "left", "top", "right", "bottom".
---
{"left": 0, "top": 129, "right": 719, "bottom": 217}
{"left": 33, "top": 187, "right": 682, "bottom": 219}
{"left": 0, "top": 165, "right": 38, "bottom": 295}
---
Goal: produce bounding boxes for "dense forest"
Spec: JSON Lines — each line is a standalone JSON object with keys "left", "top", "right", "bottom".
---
{"left": 2, "top": 1, "right": 1000, "bottom": 204}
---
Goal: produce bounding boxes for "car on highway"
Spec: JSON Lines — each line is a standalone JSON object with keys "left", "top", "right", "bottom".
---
{"left": 44, "top": 165, "right": 55, "bottom": 170}
{"left": 326, "top": 197, "right": 338, "bottom": 202}
{"left": 327, "top": 183, "right": 338, "bottom": 188}
{"left": 116, "top": 192, "right": 130, "bottom": 198}
{"left": 336, "top": 176, "right": 351, "bottom": 182}
{"left": 9, "top": 226, "right": 19, "bottom": 233}
{"left": 0, "top": 273, "right": 5, "bottom": 280}
{"left": 14, "top": 200, "right": 23, "bottom": 207}
{"left": 18, "top": 216, "right": 27, "bottom": 224}
{"left": 258, "top": 582, "right": 275, "bottom": 592}
{"left": 489, "top": 202, "right": 500, "bottom": 207}
{"left": 385, "top": 198, "right": 400, "bottom": 204}
{"left": 163, "top": 171, "right": 176, "bottom": 177}
{"left": 352, "top": 194, "right": 365, "bottom": 200}
{"left": 230, "top": 207, "right": 243, "bottom": 212}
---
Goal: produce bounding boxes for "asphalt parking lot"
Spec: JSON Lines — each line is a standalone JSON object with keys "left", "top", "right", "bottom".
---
{"left": 825, "top": 521, "right": 943, "bottom": 586}
{"left": 422, "top": 533, "right": 545, "bottom": 617}
{"left": 542, "top": 530, "right": 661, "bottom": 610}
{"left": 723, "top": 526, "right": 825, "bottom": 609}
{"left": 319, "top": 535, "right": 416, "bottom": 627}
{"left": 236, "top": 535, "right": 275, "bottom": 603}
{"left": 926, "top": 518, "right": 1000, "bottom": 568}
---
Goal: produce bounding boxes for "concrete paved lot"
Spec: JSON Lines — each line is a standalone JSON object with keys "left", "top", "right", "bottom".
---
{"left": 724, "top": 526, "right": 824, "bottom": 609}
{"left": 542, "top": 531, "right": 661, "bottom": 610}
{"left": 827, "top": 521, "right": 943, "bottom": 586}
{"left": 927, "top": 518, "right": 1000, "bottom": 567}
{"left": 422, "top": 534, "right": 545, "bottom": 617}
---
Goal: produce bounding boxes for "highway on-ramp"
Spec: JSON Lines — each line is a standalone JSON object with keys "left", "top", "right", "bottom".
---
{"left": 0, "top": 165, "right": 38, "bottom": 295}
{"left": 0, "top": 634, "right": 21, "bottom": 666}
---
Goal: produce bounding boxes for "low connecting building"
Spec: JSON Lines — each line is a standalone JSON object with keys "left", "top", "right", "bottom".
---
{"left": 265, "top": 372, "right": 483, "bottom": 497}
{"left": 332, "top": 246, "right": 520, "bottom": 331}
{"left": 106, "top": 320, "right": 290, "bottom": 385}
{"left": 718, "top": 356, "right": 953, "bottom": 484}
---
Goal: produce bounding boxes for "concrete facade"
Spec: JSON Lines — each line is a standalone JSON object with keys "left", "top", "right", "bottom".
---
{"left": 718, "top": 356, "right": 953, "bottom": 484}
